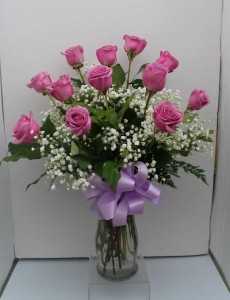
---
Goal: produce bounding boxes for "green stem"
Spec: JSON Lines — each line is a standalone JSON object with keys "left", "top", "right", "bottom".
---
{"left": 110, "top": 225, "right": 116, "bottom": 275}
{"left": 105, "top": 92, "right": 109, "bottom": 110}
{"left": 47, "top": 93, "right": 56, "bottom": 107}
{"left": 143, "top": 91, "right": 154, "bottom": 118}
{"left": 126, "top": 56, "right": 133, "bottom": 89}
{"left": 116, "top": 228, "right": 122, "bottom": 269}
{"left": 77, "top": 67, "right": 86, "bottom": 84}
{"left": 122, "top": 226, "right": 127, "bottom": 260}
{"left": 185, "top": 104, "right": 192, "bottom": 112}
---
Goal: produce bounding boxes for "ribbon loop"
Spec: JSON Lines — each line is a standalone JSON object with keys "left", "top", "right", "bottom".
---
{"left": 82, "top": 162, "right": 162, "bottom": 226}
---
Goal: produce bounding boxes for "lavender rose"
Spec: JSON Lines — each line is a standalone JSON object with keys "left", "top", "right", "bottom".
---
{"left": 96, "top": 45, "right": 118, "bottom": 66}
{"left": 156, "top": 51, "right": 179, "bottom": 73}
{"left": 12, "top": 111, "right": 40, "bottom": 144}
{"left": 87, "top": 65, "right": 112, "bottom": 93}
{"left": 188, "top": 89, "right": 210, "bottom": 110}
{"left": 66, "top": 106, "right": 91, "bottom": 136}
{"left": 153, "top": 101, "right": 184, "bottom": 134}
{"left": 142, "top": 63, "right": 168, "bottom": 92}
{"left": 61, "top": 45, "right": 84, "bottom": 67}
{"left": 123, "top": 35, "right": 147, "bottom": 55}
{"left": 26, "top": 72, "right": 52, "bottom": 93}
{"left": 50, "top": 75, "right": 74, "bottom": 101}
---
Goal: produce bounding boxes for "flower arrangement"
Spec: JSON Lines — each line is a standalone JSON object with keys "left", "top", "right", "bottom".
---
{"left": 1, "top": 34, "right": 213, "bottom": 221}
{"left": 1, "top": 34, "right": 213, "bottom": 280}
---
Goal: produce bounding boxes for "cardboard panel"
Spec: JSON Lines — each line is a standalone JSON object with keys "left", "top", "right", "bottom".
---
{"left": 210, "top": 0, "right": 230, "bottom": 286}
{"left": 0, "top": 0, "right": 221, "bottom": 257}
{"left": 0, "top": 65, "right": 14, "bottom": 287}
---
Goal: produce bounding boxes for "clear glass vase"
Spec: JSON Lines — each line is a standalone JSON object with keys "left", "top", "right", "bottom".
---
{"left": 95, "top": 215, "right": 138, "bottom": 281}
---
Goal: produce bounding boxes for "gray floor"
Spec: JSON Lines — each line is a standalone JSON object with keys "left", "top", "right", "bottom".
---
{"left": 1, "top": 255, "right": 230, "bottom": 300}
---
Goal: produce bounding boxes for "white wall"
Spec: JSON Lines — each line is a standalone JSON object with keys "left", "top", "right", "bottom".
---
{"left": 0, "top": 0, "right": 221, "bottom": 258}
{"left": 0, "top": 65, "right": 15, "bottom": 288}
{"left": 210, "top": 0, "right": 230, "bottom": 286}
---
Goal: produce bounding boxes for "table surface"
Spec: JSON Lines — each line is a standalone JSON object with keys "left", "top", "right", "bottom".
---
{"left": 1, "top": 255, "right": 230, "bottom": 300}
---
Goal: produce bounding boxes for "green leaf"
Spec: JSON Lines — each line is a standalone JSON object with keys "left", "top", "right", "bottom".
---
{"left": 71, "top": 141, "right": 79, "bottom": 155}
{"left": 105, "top": 107, "right": 115, "bottom": 116}
{"left": 112, "top": 64, "right": 126, "bottom": 89}
{"left": 71, "top": 78, "right": 82, "bottom": 88}
{"left": 108, "top": 112, "right": 119, "bottom": 128}
{"left": 2, "top": 142, "right": 41, "bottom": 163}
{"left": 209, "top": 129, "right": 214, "bottom": 135}
{"left": 117, "top": 93, "right": 135, "bottom": 123}
{"left": 136, "top": 63, "right": 148, "bottom": 75}
{"left": 78, "top": 146, "right": 99, "bottom": 159}
{"left": 183, "top": 112, "right": 197, "bottom": 123}
{"left": 95, "top": 161, "right": 104, "bottom": 178}
{"left": 41, "top": 116, "right": 56, "bottom": 135}
{"left": 102, "top": 160, "right": 123, "bottom": 191}
{"left": 121, "top": 149, "right": 129, "bottom": 158}
{"left": 177, "top": 161, "right": 208, "bottom": 185}
{"left": 49, "top": 176, "right": 57, "bottom": 191}
{"left": 77, "top": 155, "right": 91, "bottom": 171}
{"left": 71, "top": 102, "right": 106, "bottom": 119}
{"left": 160, "top": 176, "right": 177, "bottom": 189}
{"left": 199, "top": 136, "right": 213, "bottom": 142}
{"left": 130, "top": 79, "right": 144, "bottom": 88}
{"left": 153, "top": 147, "right": 173, "bottom": 167}
{"left": 26, "top": 172, "right": 47, "bottom": 191}
{"left": 57, "top": 107, "right": 66, "bottom": 115}
{"left": 92, "top": 137, "right": 104, "bottom": 155}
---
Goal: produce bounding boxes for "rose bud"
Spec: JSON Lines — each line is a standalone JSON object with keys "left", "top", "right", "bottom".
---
{"left": 66, "top": 106, "right": 91, "bottom": 136}
{"left": 61, "top": 45, "right": 84, "bottom": 67}
{"left": 96, "top": 45, "right": 118, "bottom": 67}
{"left": 12, "top": 111, "right": 40, "bottom": 144}
{"left": 50, "top": 75, "right": 74, "bottom": 101}
{"left": 142, "top": 63, "right": 168, "bottom": 92}
{"left": 156, "top": 51, "right": 179, "bottom": 73}
{"left": 188, "top": 89, "right": 210, "bottom": 110}
{"left": 26, "top": 72, "right": 52, "bottom": 93}
{"left": 87, "top": 65, "right": 112, "bottom": 93}
{"left": 123, "top": 35, "right": 147, "bottom": 55}
{"left": 153, "top": 100, "right": 184, "bottom": 134}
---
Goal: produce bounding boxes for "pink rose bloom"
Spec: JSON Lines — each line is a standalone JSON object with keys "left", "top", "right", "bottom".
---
{"left": 153, "top": 101, "right": 184, "bottom": 134}
{"left": 12, "top": 111, "right": 40, "bottom": 144}
{"left": 123, "top": 35, "right": 147, "bottom": 55}
{"left": 156, "top": 51, "right": 179, "bottom": 73}
{"left": 142, "top": 63, "right": 168, "bottom": 92}
{"left": 188, "top": 89, "right": 210, "bottom": 110}
{"left": 87, "top": 65, "right": 112, "bottom": 93}
{"left": 61, "top": 45, "right": 84, "bottom": 67}
{"left": 26, "top": 72, "right": 52, "bottom": 93}
{"left": 50, "top": 75, "right": 74, "bottom": 101}
{"left": 96, "top": 45, "right": 118, "bottom": 66}
{"left": 66, "top": 106, "right": 91, "bottom": 136}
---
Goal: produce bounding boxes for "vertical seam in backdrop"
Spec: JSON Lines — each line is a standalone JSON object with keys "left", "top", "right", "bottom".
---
{"left": 208, "top": 0, "right": 224, "bottom": 249}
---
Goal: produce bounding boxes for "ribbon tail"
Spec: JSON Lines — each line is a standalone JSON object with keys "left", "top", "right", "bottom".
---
{"left": 135, "top": 181, "right": 162, "bottom": 205}
{"left": 126, "top": 191, "right": 145, "bottom": 215}
{"left": 97, "top": 190, "right": 122, "bottom": 220}
{"left": 90, "top": 200, "right": 104, "bottom": 219}
{"left": 82, "top": 188, "right": 104, "bottom": 201}
{"left": 113, "top": 198, "right": 129, "bottom": 227}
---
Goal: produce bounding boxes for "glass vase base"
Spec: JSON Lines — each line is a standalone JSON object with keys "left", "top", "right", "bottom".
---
{"left": 96, "top": 262, "right": 138, "bottom": 281}
{"left": 88, "top": 254, "right": 150, "bottom": 300}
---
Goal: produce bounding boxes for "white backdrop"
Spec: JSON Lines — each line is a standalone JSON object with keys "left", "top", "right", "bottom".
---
{"left": 0, "top": 0, "right": 221, "bottom": 257}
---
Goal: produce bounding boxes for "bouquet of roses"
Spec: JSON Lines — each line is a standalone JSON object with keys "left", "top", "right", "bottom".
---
{"left": 1, "top": 34, "right": 213, "bottom": 226}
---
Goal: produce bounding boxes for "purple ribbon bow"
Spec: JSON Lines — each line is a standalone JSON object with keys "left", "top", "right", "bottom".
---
{"left": 82, "top": 161, "right": 162, "bottom": 226}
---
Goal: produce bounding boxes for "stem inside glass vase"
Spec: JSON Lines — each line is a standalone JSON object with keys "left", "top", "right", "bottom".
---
{"left": 95, "top": 215, "right": 138, "bottom": 281}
